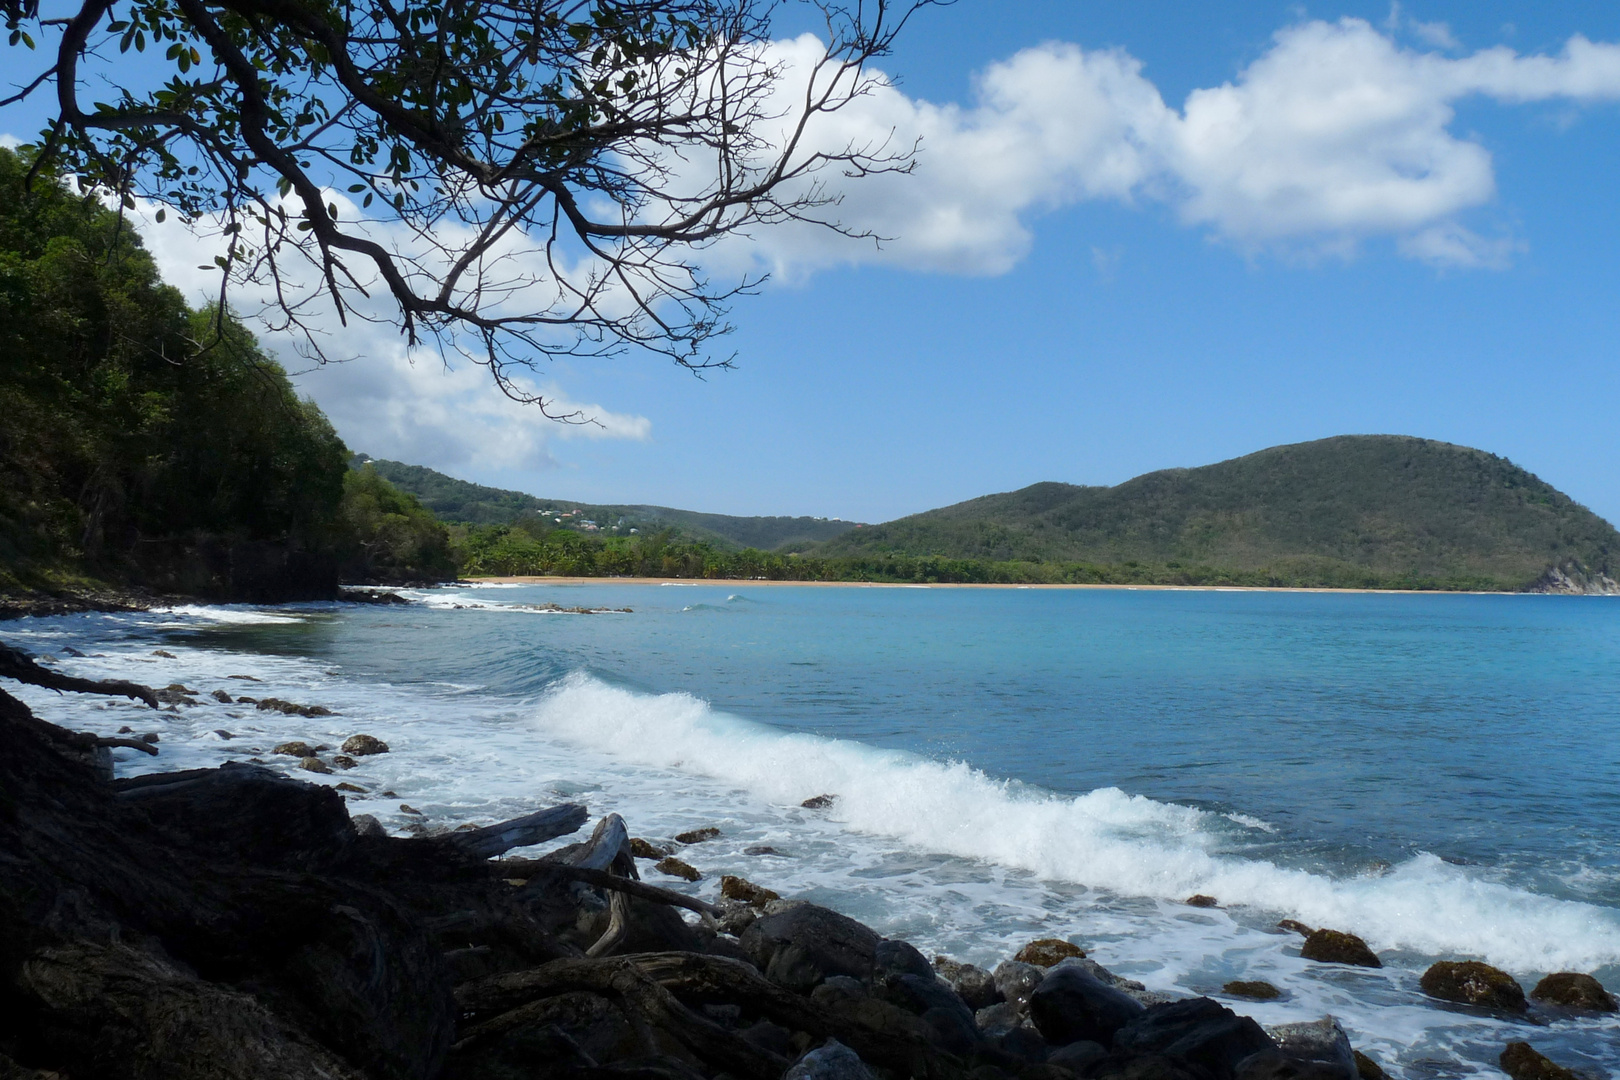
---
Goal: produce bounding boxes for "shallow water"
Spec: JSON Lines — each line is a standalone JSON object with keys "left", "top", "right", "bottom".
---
{"left": 7, "top": 584, "right": 1619, "bottom": 1078}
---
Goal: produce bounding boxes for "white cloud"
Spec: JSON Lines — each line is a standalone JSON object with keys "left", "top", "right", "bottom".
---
{"left": 128, "top": 201, "right": 652, "bottom": 473}
{"left": 0, "top": 133, "right": 22, "bottom": 149}
{"left": 733, "top": 18, "right": 1620, "bottom": 272}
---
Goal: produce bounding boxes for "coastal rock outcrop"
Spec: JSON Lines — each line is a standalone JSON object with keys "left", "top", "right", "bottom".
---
{"left": 720, "top": 874, "right": 780, "bottom": 907}
{"left": 935, "top": 956, "right": 1002, "bottom": 1010}
{"left": 1224, "top": 980, "right": 1281, "bottom": 1001}
{"left": 1113, "top": 997, "right": 1275, "bottom": 1080}
{"left": 1027, "top": 964, "right": 1146, "bottom": 1046}
{"left": 342, "top": 733, "right": 390, "bottom": 756}
{"left": 741, "top": 902, "right": 881, "bottom": 992}
{"left": 1529, "top": 972, "right": 1617, "bottom": 1012}
{"left": 1420, "top": 961, "right": 1526, "bottom": 1011}
{"left": 1300, "top": 929, "right": 1381, "bottom": 968}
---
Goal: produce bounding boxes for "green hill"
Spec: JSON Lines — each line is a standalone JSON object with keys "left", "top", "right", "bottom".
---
{"left": 356, "top": 457, "right": 861, "bottom": 551}
{"left": 807, "top": 436, "right": 1620, "bottom": 591}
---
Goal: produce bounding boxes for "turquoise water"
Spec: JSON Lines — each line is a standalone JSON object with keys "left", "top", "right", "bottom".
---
{"left": 9, "top": 584, "right": 1620, "bottom": 1077}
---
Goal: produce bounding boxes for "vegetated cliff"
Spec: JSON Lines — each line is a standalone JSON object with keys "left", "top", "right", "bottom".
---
{"left": 808, "top": 436, "right": 1620, "bottom": 592}
{"left": 0, "top": 147, "right": 454, "bottom": 602}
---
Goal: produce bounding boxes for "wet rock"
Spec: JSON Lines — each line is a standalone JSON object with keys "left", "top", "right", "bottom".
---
{"left": 1051, "top": 957, "right": 1170, "bottom": 1007}
{"left": 936, "top": 956, "right": 1002, "bottom": 1010}
{"left": 1114, "top": 997, "right": 1275, "bottom": 1080}
{"left": 784, "top": 1038, "right": 876, "bottom": 1080}
{"left": 875, "top": 972, "right": 980, "bottom": 1054}
{"left": 332, "top": 755, "right": 357, "bottom": 769}
{"left": 228, "top": 674, "right": 261, "bottom": 681}
{"left": 399, "top": 804, "right": 422, "bottom": 815}
{"left": 1529, "top": 972, "right": 1617, "bottom": 1012}
{"left": 211, "top": 689, "right": 233, "bottom": 703}
{"left": 62, "top": 646, "right": 86, "bottom": 657}
{"left": 1048, "top": 1039, "right": 1107, "bottom": 1072}
{"left": 993, "top": 960, "right": 1045, "bottom": 1010}
{"left": 1420, "top": 961, "right": 1525, "bottom": 1011}
{"left": 874, "top": 939, "right": 934, "bottom": 980}
{"left": 1299, "top": 929, "right": 1380, "bottom": 968}
{"left": 801, "top": 794, "right": 837, "bottom": 810}
{"left": 336, "top": 782, "right": 367, "bottom": 794}
{"left": 720, "top": 874, "right": 779, "bottom": 907}
{"left": 275, "top": 741, "right": 319, "bottom": 758}
{"left": 1277, "top": 920, "right": 1313, "bottom": 936}
{"left": 1500, "top": 1042, "right": 1580, "bottom": 1080}
{"left": 140, "top": 732, "right": 159, "bottom": 744}
{"left": 1017, "top": 938, "right": 1087, "bottom": 967}
{"left": 152, "top": 649, "right": 176, "bottom": 658}
{"left": 156, "top": 688, "right": 197, "bottom": 706}
{"left": 1224, "top": 981, "right": 1281, "bottom": 1001}
{"left": 257, "top": 698, "right": 333, "bottom": 718}
{"left": 629, "top": 837, "right": 671, "bottom": 858}
{"left": 674, "top": 826, "right": 720, "bottom": 844}
{"left": 990, "top": 1024, "right": 1047, "bottom": 1064}
{"left": 213, "top": 730, "right": 235, "bottom": 739}
{"left": 1264, "top": 1017, "right": 1355, "bottom": 1080}
{"left": 1352, "top": 1050, "right": 1387, "bottom": 1080}
{"left": 351, "top": 814, "right": 386, "bottom": 837}
{"left": 341, "top": 734, "right": 388, "bottom": 756}
{"left": 740, "top": 1019, "right": 795, "bottom": 1058}
{"left": 745, "top": 844, "right": 784, "bottom": 856}
{"left": 1185, "top": 895, "right": 1219, "bottom": 908}
{"left": 740, "top": 902, "right": 880, "bottom": 992}
{"left": 715, "top": 903, "right": 758, "bottom": 937}
{"left": 653, "top": 856, "right": 701, "bottom": 882}
{"left": 976, "top": 1001, "right": 1022, "bottom": 1036}
{"left": 1027, "top": 964, "right": 1145, "bottom": 1046}
{"left": 299, "top": 756, "right": 333, "bottom": 775}
{"left": 236, "top": 696, "right": 258, "bottom": 704}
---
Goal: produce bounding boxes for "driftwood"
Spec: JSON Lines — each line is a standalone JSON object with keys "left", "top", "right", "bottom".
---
{"left": 566, "top": 813, "right": 637, "bottom": 958}
{"left": 453, "top": 956, "right": 790, "bottom": 1080}
{"left": 446, "top": 803, "right": 588, "bottom": 859}
{"left": 96, "top": 735, "right": 160, "bottom": 755}
{"left": 0, "top": 641, "right": 159, "bottom": 707}
{"left": 499, "top": 862, "right": 726, "bottom": 918}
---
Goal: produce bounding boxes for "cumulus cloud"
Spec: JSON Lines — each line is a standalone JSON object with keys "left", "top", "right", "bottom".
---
{"left": 735, "top": 18, "right": 1620, "bottom": 272}
{"left": 128, "top": 201, "right": 652, "bottom": 473}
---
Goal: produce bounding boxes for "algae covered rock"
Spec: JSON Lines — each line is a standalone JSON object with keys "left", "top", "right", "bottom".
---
{"left": 1300, "top": 929, "right": 1381, "bottom": 968}
{"left": 341, "top": 734, "right": 388, "bottom": 756}
{"left": 1353, "top": 1049, "right": 1388, "bottom": 1080}
{"left": 1224, "top": 980, "right": 1281, "bottom": 1001}
{"left": 298, "top": 756, "right": 333, "bottom": 775}
{"left": 1529, "top": 972, "right": 1617, "bottom": 1012}
{"left": 1016, "top": 937, "right": 1087, "bottom": 967}
{"left": 720, "top": 874, "right": 779, "bottom": 907}
{"left": 653, "top": 856, "right": 701, "bottom": 882}
{"left": 1500, "top": 1041, "right": 1579, "bottom": 1080}
{"left": 1185, "top": 894, "right": 1219, "bottom": 908}
{"left": 674, "top": 826, "right": 720, "bottom": 844}
{"left": 273, "top": 740, "right": 318, "bottom": 757}
{"left": 629, "top": 836, "right": 671, "bottom": 858}
{"left": 1420, "top": 960, "right": 1525, "bottom": 1011}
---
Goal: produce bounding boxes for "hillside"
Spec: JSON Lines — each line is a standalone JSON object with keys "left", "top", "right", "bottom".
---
{"left": 358, "top": 458, "right": 861, "bottom": 551}
{"left": 807, "top": 436, "right": 1620, "bottom": 590}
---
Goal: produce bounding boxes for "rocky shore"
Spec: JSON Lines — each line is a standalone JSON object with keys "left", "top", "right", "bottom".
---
{"left": 0, "top": 642, "right": 1612, "bottom": 1080}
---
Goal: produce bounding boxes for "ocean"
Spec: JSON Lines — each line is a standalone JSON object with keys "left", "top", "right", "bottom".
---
{"left": 6, "top": 583, "right": 1619, "bottom": 1078}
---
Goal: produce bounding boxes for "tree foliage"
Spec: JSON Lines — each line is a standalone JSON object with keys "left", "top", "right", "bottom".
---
{"left": 0, "top": 146, "right": 451, "bottom": 595}
{"left": 3, "top": 0, "right": 934, "bottom": 410}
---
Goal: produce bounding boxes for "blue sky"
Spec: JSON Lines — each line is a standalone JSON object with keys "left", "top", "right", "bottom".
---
{"left": 10, "top": 2, "right": 1620, "bottom": 525}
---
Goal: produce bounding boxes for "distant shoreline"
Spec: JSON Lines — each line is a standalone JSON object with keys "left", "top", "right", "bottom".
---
{"left": 466, "top": 575, "right": 1546, "bottom": 596}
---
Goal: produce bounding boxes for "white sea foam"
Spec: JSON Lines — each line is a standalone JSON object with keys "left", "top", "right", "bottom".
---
{"left": 532, "top": 671, "right": 1620, "bottom": 975}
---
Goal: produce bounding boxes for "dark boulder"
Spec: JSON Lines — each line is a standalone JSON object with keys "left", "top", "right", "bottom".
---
{"left": 1529, "top": 972, "right": 1617, "bottom": 1012}
{"left": 784, "top": 1038, "right": 876, "bottom": 1080}
{"left": 875, "top": 972, "right": 980, "bottom": 1053}
{"left": 935, "top": 955, "right": 1002, "bottom": 1010}
{"left": 997, "top": 1026, "right": 1053, "bottom": 1064}
{"left": 341, "top": 734, "right": 389, "bottom": 756}
{"left": 1113, "top": 997, "right": 1275, "bottom": 1080}
{"left": 674, "top": 826, "right": 720, "bottom": 844}
{"left": 1299, "top": 930, "right": 1380, "bottom": 968}
{"left": 653, "top": 856, "right": 701, "bottom": 882}
{"left": 1047, "top": 1038, "right": 1106, "bottom": 1072}
{"left": 1500, "top": 1042, "right": 1580, "bottom": 1080}
{"left": 740, "top": 902, "right": 881, "bottom": 992}
{"left": 113, "top": 762, "right": 355, "bottom": 869}
{"left": 1352, "top": 1050, "right": 1386, "bottom": 1080}
{"left": 993, "top": 959, "right": 1045, "bottom": 1010}
{"left": 1185, "top": 895, "right": 1219, "bottom": 908}
{"left": 1247, "top": 1018, "right": 1355, "bottom": 1080}
{"left": 1027, "top": 964, "right": 1146, "bottom": 1047}
{"left": 1419, "top": 961, "right": 1525, "bottom": 1012}
{"left": 720, "top": 874, "right": 780, "bottom": 907}
{"left": 874, "top": 939, "right": 935, "bottom": 980}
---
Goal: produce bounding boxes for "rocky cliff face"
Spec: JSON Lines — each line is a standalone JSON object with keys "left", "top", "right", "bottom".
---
{"left": 1528, "top": 562, "right": 1620, "bottom": 595}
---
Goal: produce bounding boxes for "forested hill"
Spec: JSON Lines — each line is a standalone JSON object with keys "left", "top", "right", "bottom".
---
{"left": 807, "top": 436, "right": 1620, "bottom": 591}
{"left": 358, "top": 458, "right": 861, "bottom": 551}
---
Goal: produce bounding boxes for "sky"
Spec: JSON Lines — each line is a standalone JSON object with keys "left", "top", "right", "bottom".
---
{"left": 8, "top": 1, "right": 1620, "bottom": 525}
